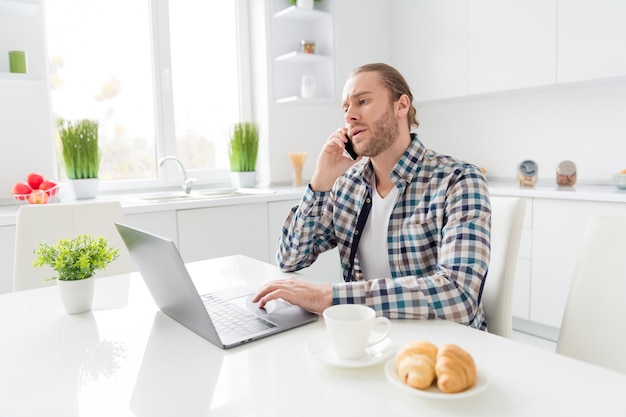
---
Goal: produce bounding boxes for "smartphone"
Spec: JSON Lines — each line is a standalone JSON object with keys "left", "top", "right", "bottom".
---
{"left": 344, "top": 134, "right": 358, "bottom": 160}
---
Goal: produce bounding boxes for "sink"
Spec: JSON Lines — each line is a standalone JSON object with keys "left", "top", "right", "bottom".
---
{"left": 131, "top": 188, "right": 274, "bottom": 203}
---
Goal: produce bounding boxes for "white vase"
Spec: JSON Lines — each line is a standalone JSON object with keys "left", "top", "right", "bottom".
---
{"left": 230, "top": 171, "right": 256, "bottom": 188}
{"left": 71, "top": 178, "right": 99, "bottom": 199}
{"left": 58, "top": 277, "right": 95, "bottom": 314}
{"left": 297, "top": 0, "right": 314, "bottom": 9}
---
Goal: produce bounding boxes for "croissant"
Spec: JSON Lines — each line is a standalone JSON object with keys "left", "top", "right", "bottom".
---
{"left": 435, "top": 344, "right": 477, "bottom": 393}
{"left": 395, "top": 340, "right": 438, "bottom": 390}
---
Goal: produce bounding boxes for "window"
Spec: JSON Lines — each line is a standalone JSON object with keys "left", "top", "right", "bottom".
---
{"left": 45, "top": 0, "right": 248, "bottom": 190}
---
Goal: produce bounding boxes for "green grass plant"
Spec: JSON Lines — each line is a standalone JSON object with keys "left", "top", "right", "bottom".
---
{"left": 57, "top": 119, "right": 101, "bottom": 179}
{"left": 228, "top": 122, "right": 259, "bottom": 172}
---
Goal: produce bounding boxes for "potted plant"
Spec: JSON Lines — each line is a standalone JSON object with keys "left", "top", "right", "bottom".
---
{"left": 57, "top": 118, "right": 101, "bottom": 199}
{"left": 34, "top": 234, "right": 119, "bottom": 314}
{"left": 228, "top": 122, "right": 259, "bottom": 188}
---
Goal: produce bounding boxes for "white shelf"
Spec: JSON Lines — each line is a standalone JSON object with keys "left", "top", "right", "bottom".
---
{"left": 273, "top": 5, "right": 330, "bottom": 21}
{"left": 275, "top": 51, "right": 332, "bottom": 64}
{"left": 0, "top": 72, "right": 40, "bottom": 84}
{"left": 0, "top": 0, "right": 38, "bottom": 16}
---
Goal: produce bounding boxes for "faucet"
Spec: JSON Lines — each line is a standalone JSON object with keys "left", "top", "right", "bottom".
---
{"left": 158, "top": 156, "right": 196, "bottom": 194}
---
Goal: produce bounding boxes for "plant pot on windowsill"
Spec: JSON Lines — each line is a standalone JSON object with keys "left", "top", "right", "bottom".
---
{"left": 57, "top": 118, "right": 101, "bottom": 199}
{"left": 228, "top": 122, "right": 259, "bottom": 189}
{"left": 34, "top": 234, "right": 119, "bottom": 314}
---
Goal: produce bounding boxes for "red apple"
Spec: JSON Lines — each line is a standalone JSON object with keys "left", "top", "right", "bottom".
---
{"left": 12, "top": 182, "right": 32, "bottom": 200}
{"left": 27, "top": 190, "right": 49, "bottom": 204}
{"left": 40, "top": 179, "right": 58, "bottom": 197}
{"left": 27, "top": 172, "right": 44, "bottom": 190}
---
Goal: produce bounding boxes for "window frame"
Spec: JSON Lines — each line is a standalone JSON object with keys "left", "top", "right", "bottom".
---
{"left": 52, "top": 0, "right": 253, "bottom": 194}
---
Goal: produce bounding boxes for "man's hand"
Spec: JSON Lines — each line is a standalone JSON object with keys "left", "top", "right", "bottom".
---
{"left": 252, "top": 278, "right": 333, "bottom": 315}
{"left": 310, "top": 128, "right": 361, "bottom": 192}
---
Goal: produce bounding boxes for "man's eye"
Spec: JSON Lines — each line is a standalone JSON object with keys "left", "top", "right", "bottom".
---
{"left": 359, "top": 99, "right": 369, "bottom": 105}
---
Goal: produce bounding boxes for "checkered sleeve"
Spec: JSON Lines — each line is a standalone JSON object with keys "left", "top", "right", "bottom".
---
{"left": 276, "top": 185, "right": 338, "bottom": 272}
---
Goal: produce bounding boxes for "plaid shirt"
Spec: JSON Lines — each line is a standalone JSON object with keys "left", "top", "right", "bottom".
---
{"left": 277, "top": 134, "right": 491, "bottom": 330}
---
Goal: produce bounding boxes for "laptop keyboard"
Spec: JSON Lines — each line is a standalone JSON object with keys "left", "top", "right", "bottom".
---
{"left": 201, "top": 293, "right": 277, "bottom": 337}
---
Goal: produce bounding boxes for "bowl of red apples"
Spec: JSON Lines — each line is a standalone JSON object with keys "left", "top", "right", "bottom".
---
{"left": 12, "top": 172, "right": 59, "bottom": 205}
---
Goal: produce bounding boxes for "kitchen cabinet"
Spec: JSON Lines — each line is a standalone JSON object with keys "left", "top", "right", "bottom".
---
{"left": 467, "top": 0, "right": 557, "bottom": 94}
{"left": 511, "top": 198, "right": 533, "bottom": 320}
{"left": 392, "top": 0, "right": 466, "bottom": 102}
{"left": 269, "top": 0, "right": 335, "bottom": 103}
{"left": 177, "top": 203, "right": 269, "bottom": 263}
{"left": 124, "top": 211, "right": 178, "bottom": 246}
{"left": 268, "top": 200, "right": 341, "bottom": 283}
{"left": 530, "top": 199, "right": 626, "bottom": 328}
{"left": 0, "top": 225, "right": 16, "bottom": 293}
{"left": 557, "top": 0, "right": 626, "bottom": 83}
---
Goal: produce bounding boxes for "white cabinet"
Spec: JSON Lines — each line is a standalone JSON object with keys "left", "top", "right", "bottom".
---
{"left": 0, "top": 225, "right": 16, "bottom": 293}
{"left": 557, "top": 0, "right": 626, "bottom": 83}
{"left": 467, "top": 0, "right": 557, "bottom": 94}
{"left": 124, "top": 211, "right": 178, "bottom": 246}
{"left": 270, "top": 0, "right": 335, "bottom": 103}
{"left": 511, "top": 198, "right": 533, "bottom": 320}
{"left": 530, "top": 199, "right": 626, "bottom": 328}
{"left": 392, "top": 0, "right": 466, "bottom": 102}
{"left": 268, "top": 200, "right": 341, "bottom": 283}
{"left": 177, "top": 204, "right": 269, "bottom": 263}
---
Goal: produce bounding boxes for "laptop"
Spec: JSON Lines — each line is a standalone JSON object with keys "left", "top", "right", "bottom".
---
{"left": 115, "top": 223, "right": 318, "bottom": 349}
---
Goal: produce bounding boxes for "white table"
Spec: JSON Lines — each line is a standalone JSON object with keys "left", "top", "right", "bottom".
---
{"left": 1, "top": 255, "right": 625, "bottom": 416}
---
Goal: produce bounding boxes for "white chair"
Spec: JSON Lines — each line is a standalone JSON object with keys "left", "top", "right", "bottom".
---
{"left": 13, "top": 201, "right": 135, "bottom": 292}
{"left": 482, "top": 196, "right": 526, "bottom": 338}
{"left": 556, "top": 215, "right": 626, "bottom": 374}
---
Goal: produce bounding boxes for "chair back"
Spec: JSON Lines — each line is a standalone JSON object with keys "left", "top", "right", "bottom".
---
{"left": 557, "top": 215, "right": 626, "bottom": 373}
{"left": 482, "top": 197, "right": 526, "bottom": 338}
{"left": 13, "top": 201, "right": 135, "bottom": 291}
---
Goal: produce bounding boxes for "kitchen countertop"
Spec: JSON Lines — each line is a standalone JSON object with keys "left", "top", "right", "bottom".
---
{"left": 1, "top": 180, "right": 625, "bottom": 227}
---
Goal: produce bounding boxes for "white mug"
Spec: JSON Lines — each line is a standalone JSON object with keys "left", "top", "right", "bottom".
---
{"left": 323, "top": 304, "right": 391, "bottom": 360}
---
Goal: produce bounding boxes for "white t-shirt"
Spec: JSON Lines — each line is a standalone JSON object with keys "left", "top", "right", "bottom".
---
{"left": 358, "top": 182, "right": 399, "bottom": 280}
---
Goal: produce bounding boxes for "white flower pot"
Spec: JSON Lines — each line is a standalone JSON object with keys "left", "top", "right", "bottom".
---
{"left": 58, "top": 277, "right": 95, "bottom": 314}
{"left": 71, "top": 178, "right": 99, "bottom": 199}
{"left": 230, "top": 171, "right": 256, "bottom": 188}
{"left": 297, "top": 0, "right": 314, "bottom": 9}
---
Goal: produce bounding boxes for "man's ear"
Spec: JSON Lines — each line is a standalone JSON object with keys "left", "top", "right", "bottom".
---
{"left": 395, "top": 94, "right": 410, "bottom": 118}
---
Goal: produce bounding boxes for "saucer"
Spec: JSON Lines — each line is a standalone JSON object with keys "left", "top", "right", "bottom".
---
{"left": 306, "top": 331, "right": 395, "bottom": 368}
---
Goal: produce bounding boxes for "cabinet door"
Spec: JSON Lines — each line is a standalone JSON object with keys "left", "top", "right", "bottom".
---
{"left": 467, "top": 0, "right": 557, "bottom": 94}
{"left": 558, "top": 0, "right": 626, "bottom": 83}
{"left": 177, "top": 204, "right": 269, "bottom": 263}
{"left": 531, "top": 199, "right": 626, "bottom": 328}
{"left": 268, "top": 200, "right": 341, "bottom": 283}
{"left": 0, "top": 225, "right": 16, "bottom": 294}
{"left": 391, "top": 0, "right": 466, "bottom": 102}
{"left": 124, "top": 211, "right": 178, "bottom": 246}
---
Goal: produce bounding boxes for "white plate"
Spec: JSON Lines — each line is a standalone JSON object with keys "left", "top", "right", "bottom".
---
{"left": 384, "top": 358, "right": 488, "bottom": 399}
{"left": 306, "top": 331, "right": 395, "bottom": 368}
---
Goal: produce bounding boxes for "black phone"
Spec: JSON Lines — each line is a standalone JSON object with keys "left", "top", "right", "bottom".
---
{"left": 344, "top": 135, "right": 358, "bottom": 160}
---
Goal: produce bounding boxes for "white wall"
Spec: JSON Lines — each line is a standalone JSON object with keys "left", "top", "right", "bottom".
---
{"left": 262, "top": 0, "right": 391, "bottom": 186}
{"left": 415, "top": 80, "right": 626, "bottom": 183}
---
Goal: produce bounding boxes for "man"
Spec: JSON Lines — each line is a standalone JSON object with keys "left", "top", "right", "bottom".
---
{"left": 253, "top": 63, "right": 491, "bottom": 330}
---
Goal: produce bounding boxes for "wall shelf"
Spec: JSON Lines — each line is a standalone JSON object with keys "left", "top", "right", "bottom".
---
{"left": 270, "top": 1, "right": 335, "bottom": 104}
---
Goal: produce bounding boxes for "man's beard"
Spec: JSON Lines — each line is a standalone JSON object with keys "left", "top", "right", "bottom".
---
{"left": 358, "top": 103, "right": 398, "bottom": 157}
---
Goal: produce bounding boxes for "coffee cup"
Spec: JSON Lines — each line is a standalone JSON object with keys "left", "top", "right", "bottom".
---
{"left": 323, "top": 304, "right": 391, "bottom": 360}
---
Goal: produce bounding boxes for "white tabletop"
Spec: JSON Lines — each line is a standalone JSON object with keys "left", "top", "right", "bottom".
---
{"left": 1, "top": 255, "right": 625, "bottom": 417}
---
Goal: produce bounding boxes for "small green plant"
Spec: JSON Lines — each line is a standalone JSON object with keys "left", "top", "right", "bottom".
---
{"left": 57, "top": 118, "right": 101, "bottom": 179}
{"left": 34, "top": 234, "right": 119, "bottom": 281}
{"left": 228, "top": 122, "right": 259, "bottom": 172}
